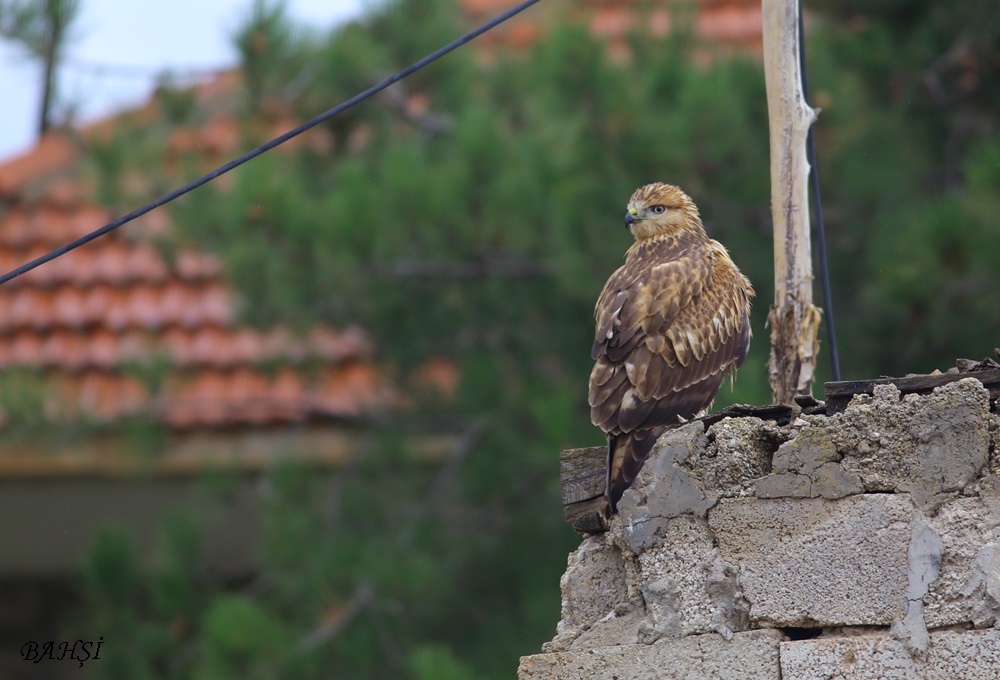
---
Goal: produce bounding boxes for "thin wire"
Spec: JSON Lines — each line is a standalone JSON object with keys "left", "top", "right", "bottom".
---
{"left": 797, "top": 1, "right": 841, "bottom": 381}
{"left": 0, "top": 0, "right": 542, "bottom": 287}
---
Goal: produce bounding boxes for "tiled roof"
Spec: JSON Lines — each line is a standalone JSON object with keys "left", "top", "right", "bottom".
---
{"left": 0, "top": 135, "right": 386, "bottom": 430}
{"left": 0, "top": 0, "right": 759, "bottom": 436}
{"left": 460, "top": 0, "right": 763, "bottom": 55}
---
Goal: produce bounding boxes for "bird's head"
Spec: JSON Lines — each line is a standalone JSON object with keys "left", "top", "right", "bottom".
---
{"left": 624, "top": 183, "right": 705, "bottom": 241}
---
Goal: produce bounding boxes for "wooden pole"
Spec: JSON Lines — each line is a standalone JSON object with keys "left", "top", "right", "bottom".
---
{"left": 762, "top": 0, "right": 822, "bottom": 404}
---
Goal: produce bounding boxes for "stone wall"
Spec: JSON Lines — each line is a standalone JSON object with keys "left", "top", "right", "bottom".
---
{"left": 519, "top": 378, "right": 1000, "bottom": 679}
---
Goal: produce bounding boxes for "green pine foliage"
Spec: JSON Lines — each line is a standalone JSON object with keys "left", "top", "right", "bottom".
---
{"left": 805, "top": 0, "right": 1000, "bottom": 376}
{"left": 72, "top": 0, "right": 1000, "bottom": 678}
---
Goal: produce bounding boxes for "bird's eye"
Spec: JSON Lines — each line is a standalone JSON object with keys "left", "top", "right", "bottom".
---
{"left": 652, "top": 205, "right": 667, "bottom": 214}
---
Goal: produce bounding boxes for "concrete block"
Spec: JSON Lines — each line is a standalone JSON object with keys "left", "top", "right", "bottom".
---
{"left": 518, "top": 629, "right": 783, "bottom": 680}
{"left": 990, "top": 415, "right": 1000, "bottom": 477}
{"left": 833, "top": 380, "right": 991, "bottom": 508}
{"left": 708, "top": 495, "right": 913, "bottom": 626}
{"left": 779, "top": 629, "right": 1000, "bottom": 679}
{"left": 546, "top": 534, "right": 634, "bottom": 652}
{"left": 564, "top": 608, "right": 645, "bottom": 652}
{"left": 772, "top": 425, "right": 840, "bottom": 473}
{"left": 754, "top": 471, "right": 812, "bottom": 498}
{"left": 890, "top": 518, "right": 941, "bottom": 653}
{"left": 630, "top": 516, "right": 749, "bottom": 642}
{"left": 616, "top": 423, "right": 714, "bottom": 553}
{"left": 682, "top": 417, "right": 790, "bottom": 499}
{"left": 924, "top": 495, "right": 1000, "bottom": 628}
{"left": 756, "top": 426, "right": 863, "bottom": 499}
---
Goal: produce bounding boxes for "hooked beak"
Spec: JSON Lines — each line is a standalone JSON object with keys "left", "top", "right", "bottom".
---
{"left": 625, "top": 212, "right": 638, "bottom": 229}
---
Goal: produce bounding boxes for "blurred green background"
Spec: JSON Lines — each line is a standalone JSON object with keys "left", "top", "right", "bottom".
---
{"left": 2, "top": 0, "right": 1000, "bottom": 677}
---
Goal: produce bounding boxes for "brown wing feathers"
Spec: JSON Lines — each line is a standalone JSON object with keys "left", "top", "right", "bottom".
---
{"left": 590, "top": 243, "right": 749, "bottom": 433}
{"left": 589, "top": 184, "right": 753, "bottom": 518}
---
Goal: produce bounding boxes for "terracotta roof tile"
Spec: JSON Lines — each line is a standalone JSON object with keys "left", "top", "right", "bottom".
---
{"left": 10, "top": 331, "right": 42, "bottom": 367}
{"left": 312, "top": 363, "right": 386, "bottom": 416}
{"left": 7, "top": 288, "right": 43, "bottom": 329}
{"left": 184, "top": 326, "right": 222, "bottom": 365}
{"left": 72, "top": 371, "right": 147, "bottom": 420}
{"left": 590, "top": 6, "right": 632, "bottom": 39}
{"left": 192, "top": 70, "right": 241, "bottom": 103}
{"left": 504, "top": 20, "right": 540, "bottom": 47}
{"left": 0, "top": 207, "right": 32, "bottom": 247}
{"left": 0, "top": 233, "right": 382, "bottom": 428}
{"left": 200, "top": 116, "right": 242, "bottom": 157}
{"left": 460, "top": 0, "right": 513, "bottom": 12}
{"left": 459, "top": 0, "right": 763, "bottom": 53}
{"left": 308, "top": 325, "right": 371, "bottom": 361}
{"left": 167, "top": 128, "right": 201, "bottom": 157}
{"left": 127, "top": 243, "right": 170, "bottom": 281}
{"left": 410, "top": 357, "right": 460, "bottom": 400}
{"left": 86, "top": 286, "right": 116, "bottom": 329}
{"left": 53, "top": 286, "right": 88, "bottom": 328}
{"left": 143, "top": 364, "right": 380, "bottom": 428}
{"left": 0, "top": 101, "right": 383, "bottom": 437}
{"left": 88, "top": 330, "right": 121, "bottom": 368}
{"left": 648, "top": 9, "right": 672, "bottom": 36}
{"left": 0, "top": 133, "right": 78, "bottom": 198}
{"left": 176, "top": 250, "right": 221, "bottom": 279}
{"left": 698, "top": 3, "right": 762, "bottom": 43}
{"left": 42, "top": 178, "right": 85, "bottom": 207}
{"left": 127, "top": 285, "right": 163, "bottom": 329}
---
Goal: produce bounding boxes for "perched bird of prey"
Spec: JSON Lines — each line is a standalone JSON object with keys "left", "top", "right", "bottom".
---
{"left": 589, "top": 183, "right": 754, "bottom": 519}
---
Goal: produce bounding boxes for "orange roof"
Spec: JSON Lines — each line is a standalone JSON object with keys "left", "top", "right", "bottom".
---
{"left": 0, "top": 132, "right": 386, "bottom": 430}
{"left": 460, "top": 0, "right": 763, "bottom": 55}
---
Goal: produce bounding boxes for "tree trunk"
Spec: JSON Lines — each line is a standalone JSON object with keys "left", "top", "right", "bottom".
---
{"left": 762, "top": 0, "right": 822, "bottom": 404}
{"left": 37, "top": 11, "right": 60, "bottom": 136}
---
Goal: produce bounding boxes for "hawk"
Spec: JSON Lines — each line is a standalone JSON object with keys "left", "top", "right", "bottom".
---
{"left": 589, "top": 183, "right": 754, "bottom": 519}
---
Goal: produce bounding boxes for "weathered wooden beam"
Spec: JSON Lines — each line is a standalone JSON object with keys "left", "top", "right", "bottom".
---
{"left": 560, "top": 446, "right": 606, "bottom": 506}
{"left": 564, "top": 497, "right": 605, "bottom": 534}
{"left": 824, "top": 369, "right": 1000, "bottom": 415}
{"left": 699, "top": 402, "right": 798, "bottom": 429}
{"left": 560, "top": 446, "right": 605, "bottom": 533}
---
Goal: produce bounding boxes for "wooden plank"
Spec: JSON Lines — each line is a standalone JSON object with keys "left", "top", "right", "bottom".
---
{"left": 560, "top": 446, "right": 606, "bottom": 506}
{"left": 824, "top": 369, "right": 1000, "bottom": 415}
{"left": 564, "top": 497, "right": 605, "bottom": 534}
{"left": 699, "top": 403, "right": 796, "bottom": 429}
{"left": 560, "top": 446, "right": 605, "bottom": 534}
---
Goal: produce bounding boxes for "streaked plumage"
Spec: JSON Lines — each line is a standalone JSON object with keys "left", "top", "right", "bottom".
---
{"left": 590, "top": 183, "right": 754, "bottom": 518}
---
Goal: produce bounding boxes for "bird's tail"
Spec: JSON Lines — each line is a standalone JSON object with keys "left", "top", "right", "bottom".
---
{"left": 602, "top": 427, "right": 668, "bottom": 519}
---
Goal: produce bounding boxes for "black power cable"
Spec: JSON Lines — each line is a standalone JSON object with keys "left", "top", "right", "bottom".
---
{"left": 0, "top": 0, "right": 542, "bottom": 287}
{"left": 797, "top": 1, "right": 841, "bottom": 381}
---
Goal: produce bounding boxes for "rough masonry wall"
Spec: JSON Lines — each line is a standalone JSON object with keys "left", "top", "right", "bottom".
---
{"left": 519, "top": 378, "right": 1000, "bottom": 679}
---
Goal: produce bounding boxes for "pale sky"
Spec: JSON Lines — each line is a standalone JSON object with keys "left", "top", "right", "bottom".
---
{"left": 0, "top": 0, "right": 367, "bottom": 161}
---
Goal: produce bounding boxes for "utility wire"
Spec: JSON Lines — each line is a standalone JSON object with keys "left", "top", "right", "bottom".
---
{"left": 797, "top": 1, "right": 841, "bottom": 381}
{"left": 0, "top": 0, "right": 542, "bottom": 287}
